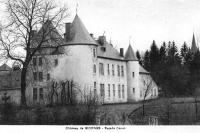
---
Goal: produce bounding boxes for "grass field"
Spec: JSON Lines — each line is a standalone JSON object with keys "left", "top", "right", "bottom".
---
{"left": 129, "top": 97, "right": 200, "bottom": 125}
{"left": 0, "top": 97, "right": 199, "bottom": 125}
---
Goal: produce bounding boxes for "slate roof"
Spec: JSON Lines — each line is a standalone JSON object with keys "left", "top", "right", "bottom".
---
{"left": 124, "top": 45, "right": 138, "bottom": 61}
{"left": 65, "top": 15, "right": 97, "bottom": 45}
{"left": 0, "top": 64, "right": 12, "bottom": 71}
{"left": 97, "top": 42, "right": 124, "bottom": 60}
{"left": 139, "top": 65, "right": 149, "bottom": 74}
{"left": 64, "top": 15, "right": 149, "bottom": 74}
{"left": 31, "top": 19, "right": 64, "bottom": 48}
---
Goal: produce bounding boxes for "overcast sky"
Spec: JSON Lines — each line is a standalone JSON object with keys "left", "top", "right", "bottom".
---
{"left": 60, "top": 0, "right": 200, "bottom": 51}
{"left": 1, "top": 0, "right": 200, "bottom": 52}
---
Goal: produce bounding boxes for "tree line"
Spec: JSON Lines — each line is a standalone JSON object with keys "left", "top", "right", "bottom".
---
{"left": 136, "top": 40, "right": 200, "bottom": 97}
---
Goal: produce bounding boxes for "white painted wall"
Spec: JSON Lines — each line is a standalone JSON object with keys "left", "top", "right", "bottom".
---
{"left": 26, "top": 45, "right": 159, "bottom": 105}
{"left": 126, "top": 61, "right": 140, "bottom": 102}
{"left": 139, "top": 74, "right": 159, "bottom": 101}
{"left": 96, "top": 58, "right": 127, "bottom": 103}
{"left": 51, "top": 45, "right": 97, "bottom": 102}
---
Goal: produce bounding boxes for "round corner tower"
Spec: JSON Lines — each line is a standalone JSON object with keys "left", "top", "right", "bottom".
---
{"left": 125, "top": 44, "right": 140, "bottom": 102}
{"left": 62, "top": 14, "right": 98, "bottom": 100}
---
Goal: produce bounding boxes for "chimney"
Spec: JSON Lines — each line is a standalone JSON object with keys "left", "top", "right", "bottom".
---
{"left": 120, "top": 48, "right": 124, "bottom": 57}
{"left": 64, "top": 23, "right": 71, "bottom": 41}
{"left": 98, "top": 36, "right": 106, "bottom": 46}
{"left": 90, "top": 33, "right": 94, "bottom": 38}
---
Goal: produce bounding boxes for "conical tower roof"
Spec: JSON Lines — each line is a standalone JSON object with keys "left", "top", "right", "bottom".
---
{"left": 0, "top": 63, "right": 11, "bottom": 71}
{"left": 66, "top": 15, "right": 97, "bottom": 45}
{"left": 31, "top": 19, "right": 64, "bottom": 48}
{"left": 191, "top": 33, "right": 198, "bottom": 53}
{"left": 125, "top": 45, "right": 138, "bottom": 61}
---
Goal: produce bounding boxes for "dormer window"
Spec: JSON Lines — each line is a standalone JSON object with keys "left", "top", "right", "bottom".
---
{"left": 101, "top": 47, "right": 106, "bottom": 52}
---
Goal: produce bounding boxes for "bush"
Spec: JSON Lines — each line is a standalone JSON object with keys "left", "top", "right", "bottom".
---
{"left": 0, "top": 103, "right": 16, "bottom": 124}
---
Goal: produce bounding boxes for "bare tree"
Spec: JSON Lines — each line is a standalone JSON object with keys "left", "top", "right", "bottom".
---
{"left": 140, "top": 75, "right": 155, "bottom": 116}
{"left": 49, "top": 80, "right": 59, "bottom": 106}
{"left": 0, "top": 0, "right": 68, "bottom": 107}
{"left": 60, "top": 80, "right": 78, "bottom": 105}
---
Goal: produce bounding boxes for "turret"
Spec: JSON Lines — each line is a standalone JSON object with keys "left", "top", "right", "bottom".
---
{"left": 125, "top": 44, "right": 140, "bottom": 102}
{"left": 59, "top": 14, "right": 98, "bottom": 101}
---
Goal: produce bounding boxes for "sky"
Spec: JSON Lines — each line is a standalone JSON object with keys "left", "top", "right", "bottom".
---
{"left": 1, "top": 0, "right": 200, "bottom": 52}
{"left": 60, "top": 0, "right": 200, "bottom": 51}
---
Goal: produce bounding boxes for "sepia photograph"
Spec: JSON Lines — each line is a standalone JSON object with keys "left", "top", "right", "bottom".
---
{"left": 0, "top": 0, "right": 200, "bottom": 130}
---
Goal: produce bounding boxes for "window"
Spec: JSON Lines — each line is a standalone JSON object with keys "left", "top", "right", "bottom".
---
{"left": 94, "top": 89, "right": 97, "bottom": 96}
{"left": 93, "top": 49, "right": 96, "bottom": 58}
{"left": 108, "top": 84, "right": 110, "bottom": 98}
{"left": 140, "top": 90, "right": 143, "bottom": 98}
{"left": 117, "top": 65, "right": 120, "bottom": 76}
{"left": 47, "top": 73, "right": 50, "bottom": 81}
{"left": 118, "top": 84, "right": 121, "bottom": 98}
{"left": 121, "top": 66, "right": 124, "bottom": 77}
{"left": 94, "top": 82, "right": 97, "bottom": 95}
{"left": 39, "top": 72, "right": 43, "bottom": 82}
{"left": 93, "top": 64, "right": 96, "bottom": 73}
{"left": 99, "top": 63, "right": 104, "bottom": 75}
{"left": 94, "top": 82, "right": 96, "bottom": 89}
{"left": 151, "top": 89, "right": 153, "bottom": 97}
{"left": 39, "top": 57, "right": 42, "bottom": 66}
{"left": 33, "top": 72, "right": 37, "bottom": 81}
{"left": 55, "top": 59, "right": 58, "bottom": 66}
{"left": 100, "top": 84, "right": 105, "bottom": 97}
{"left": 39, "top": 88, "right": 43, "bottom": 100}
{"left": 107, "top": 64, "right": 110, "bottom": 75}
{"left": 113, "top": 84, "right": 115, "bottom": 98}
{"left": 33, "top": 88, "right": 37, "bottom": 101}
{"left": 133, "top": 88, "right": 135, "bottom": 93}
{"left": 154, "top": 89, "right": 156, "bottom": 96}
{"left": 33, "top": 58, "right": 37, "bottom": 66}
{"left": 112, "top": 65, "right": 115, "bottom": 76}
{"left": 122, "top": 85, "right": 125, "bottom": 98}
{"left": 132, "top": 72, "right": 135, "bottom": 77}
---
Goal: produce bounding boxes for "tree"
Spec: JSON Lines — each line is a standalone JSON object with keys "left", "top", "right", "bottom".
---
{"left": 189, "top": 50, "right": 200, "bottom": 93}
{"left": 143, "top": 50, "right": 150, "bottom": 71}
{"left": 180, "top": 42, "right": 190, "bottom": 64}
{"left": 159, "top": 42, "right": 167, "bottom": 63}
{"left": 140, "top": 75, "right": 155, "bottom": 116}
{"left": 149, "top": 40, "right": 160, "bottom": 71}
{"left": 167, "top": 41, "right": 181, "bottom": 64}
{"left": 0, "top": 0, "right": 68, "bottom": 107}
{"left": 136, "top": 50, "right": 142, "bottom": 65}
